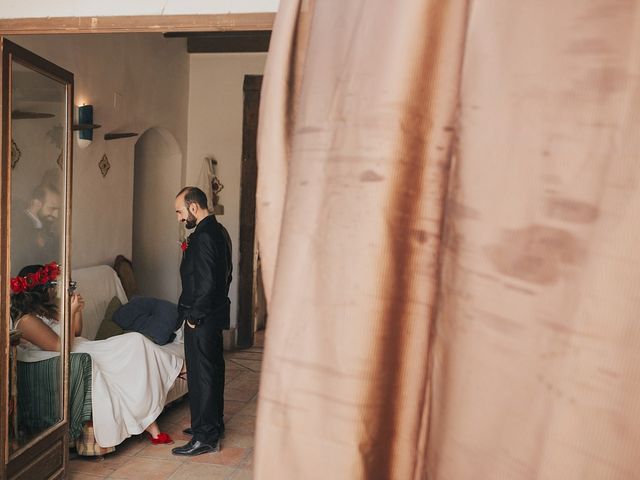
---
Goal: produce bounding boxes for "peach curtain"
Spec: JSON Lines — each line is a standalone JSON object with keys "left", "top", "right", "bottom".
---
{"left": 255, "top": 1, "right": 640, "bottom": 479}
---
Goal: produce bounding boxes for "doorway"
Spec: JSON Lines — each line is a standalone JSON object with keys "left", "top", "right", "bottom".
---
{"left": 0, "top": 15, "right": 272, "bottom": 480}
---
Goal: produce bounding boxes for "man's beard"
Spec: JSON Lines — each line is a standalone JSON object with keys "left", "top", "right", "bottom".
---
{"left": 38, "top": 214, "right": 57, "bottom": 231}
{"left": 185, "top": 212, "right": 197, "bottom": 229}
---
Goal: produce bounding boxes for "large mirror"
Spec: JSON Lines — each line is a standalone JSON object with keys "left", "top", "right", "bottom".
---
{"left": 7, "top": 54, "right": 70, "bottom": 456}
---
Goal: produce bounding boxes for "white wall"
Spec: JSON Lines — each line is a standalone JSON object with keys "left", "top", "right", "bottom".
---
{"left": 8, "top": 34, "right": 189, "bottom": 270}
{"left": 186, "top": 53, "right": 266, "bottom": 329}
{"left": 0, "top": 0, "right": 278, "bottom": 18}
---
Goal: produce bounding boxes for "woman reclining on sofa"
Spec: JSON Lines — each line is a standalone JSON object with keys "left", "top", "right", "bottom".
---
{"left": 10, "top": 263, "right": 180, "bottom": 447}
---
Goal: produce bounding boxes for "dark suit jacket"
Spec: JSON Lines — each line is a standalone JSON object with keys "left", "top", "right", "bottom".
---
{"left": 178, "top": 215, "right": 233, "bottom": 329}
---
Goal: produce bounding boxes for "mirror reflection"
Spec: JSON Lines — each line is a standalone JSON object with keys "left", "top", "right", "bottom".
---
{"left": 8, "top": 60, "right": 67, "bottom": 453}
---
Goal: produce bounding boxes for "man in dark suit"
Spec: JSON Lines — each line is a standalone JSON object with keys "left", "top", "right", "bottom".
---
{"left": 171, "top": 186, "right": 232, "bottom": 456}
{"left": 11, "top": 182, "right": 61, "bottom": 275}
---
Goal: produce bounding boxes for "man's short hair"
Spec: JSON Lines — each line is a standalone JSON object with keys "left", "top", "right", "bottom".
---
{"left": 32, "top": 183, "right": 59, "bottom": 202}
{"left": 177, "top": 186, "right": 208, "bottom": 210}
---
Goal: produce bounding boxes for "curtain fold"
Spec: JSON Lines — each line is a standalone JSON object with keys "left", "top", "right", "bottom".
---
{"left": 427, "top": 2, "right": 640, "bottom": 478}
{"left": 256, "top": 0, "right": 640, "bottom": 478}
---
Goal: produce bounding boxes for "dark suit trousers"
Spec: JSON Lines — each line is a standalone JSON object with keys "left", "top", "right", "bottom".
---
{"left": 184, "top": 321, "right": 225, "bottom": 445}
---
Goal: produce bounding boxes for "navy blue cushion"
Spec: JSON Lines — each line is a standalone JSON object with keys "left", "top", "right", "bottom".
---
{"left": 112, "top": 296, "right": 178, "bottom": 345}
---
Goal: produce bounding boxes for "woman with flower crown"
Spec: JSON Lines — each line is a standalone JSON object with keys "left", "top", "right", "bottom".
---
{"left": 10, "top": 263, "right": 179, "bottom": 447}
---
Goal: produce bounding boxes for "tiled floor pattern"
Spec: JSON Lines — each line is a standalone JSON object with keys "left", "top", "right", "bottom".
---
{"left": 69, "top": 331, "right": 264, "bottom": 480}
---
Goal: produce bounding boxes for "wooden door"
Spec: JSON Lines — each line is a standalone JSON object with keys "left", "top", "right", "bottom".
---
{"left": 0, "top": 38, "right": 74, "bottom": 480}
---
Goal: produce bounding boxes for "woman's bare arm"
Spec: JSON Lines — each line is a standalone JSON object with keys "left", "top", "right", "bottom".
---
{"left": 15, "top": 314, "right": 60, "bottom": 351}
{"left": 15, "top": 293, "right": 86, "bottom": 349}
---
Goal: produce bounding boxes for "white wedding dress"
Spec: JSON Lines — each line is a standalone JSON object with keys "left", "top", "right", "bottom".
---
{"left": 17, "top": 315, "right": 183, "bottom": 447}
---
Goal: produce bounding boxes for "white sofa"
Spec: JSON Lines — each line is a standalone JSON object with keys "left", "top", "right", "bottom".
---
{"left": 72, "top": 265, "right": 188, "bottom": 405}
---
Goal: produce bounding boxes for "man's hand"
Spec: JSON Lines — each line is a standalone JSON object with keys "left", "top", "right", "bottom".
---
{"left": 186, "top": 319, "right": 197, "bottom": 329}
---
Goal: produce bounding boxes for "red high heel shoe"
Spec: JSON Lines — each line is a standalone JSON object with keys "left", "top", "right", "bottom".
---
{"left": 149, "top": 432, "right": 174, "bottom": 445}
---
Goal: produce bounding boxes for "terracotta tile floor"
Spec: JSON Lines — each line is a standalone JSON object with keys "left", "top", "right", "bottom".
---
{"left": 69, "top": 331, "right": 264, "bottom": 480}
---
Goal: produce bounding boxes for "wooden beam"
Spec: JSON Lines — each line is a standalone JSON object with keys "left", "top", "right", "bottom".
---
{"left": 0, "top": 13, "right": 275, "bottom": 35}
{"left": 236, "top": 74, "right": 263, "bottom": 349}
{"left": 185, "top": 31, "right": 271, "bottom": 53}
{"left": 243, "top": 75, "right": 264, "bottom": 92}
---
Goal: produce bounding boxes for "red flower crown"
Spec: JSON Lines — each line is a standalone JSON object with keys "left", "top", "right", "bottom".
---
{"left": 10, "top": 262, "right": 61, "bottom": 295}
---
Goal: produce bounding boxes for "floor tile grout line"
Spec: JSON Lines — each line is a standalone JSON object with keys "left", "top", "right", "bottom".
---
{"left": 228, "top": 358, "right": 259, "bottom": 371}
{"left": 224, "top": 393, "right": 259, "bottom": 422}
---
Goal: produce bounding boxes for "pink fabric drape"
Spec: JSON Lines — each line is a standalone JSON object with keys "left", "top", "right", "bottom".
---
{"left": 256, "top": 1, "right": 640, "bottom": 478}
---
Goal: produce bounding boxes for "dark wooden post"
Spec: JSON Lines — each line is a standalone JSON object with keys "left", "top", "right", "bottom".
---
{"left": 236, "top": 75, "right": 262, "bottom": 349}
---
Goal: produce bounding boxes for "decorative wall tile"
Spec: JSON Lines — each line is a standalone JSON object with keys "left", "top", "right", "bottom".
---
{"left": 99, "top": 154, "right": 110, "bottom": 177}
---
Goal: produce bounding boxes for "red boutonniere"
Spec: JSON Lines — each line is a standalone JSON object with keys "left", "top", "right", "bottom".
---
{"left": 180, "top": 239, "right": 189, "bottom": 252}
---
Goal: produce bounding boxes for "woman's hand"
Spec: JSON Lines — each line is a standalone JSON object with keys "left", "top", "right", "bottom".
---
{"left": 70, "top": 293, "right": 85, "bottom": 337}
{"left": 71, "top": 294, "right": 85, "bottom": 315}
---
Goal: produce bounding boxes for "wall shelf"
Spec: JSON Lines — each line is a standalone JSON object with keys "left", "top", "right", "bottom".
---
{"left": 72, "top": 123, "right": 101, "bottom": 131}
{"left": 104, "top": 132, "right": 139, "bottom": 141}
{"left": 12, "top": 110, "right": 55, "bottom": 119}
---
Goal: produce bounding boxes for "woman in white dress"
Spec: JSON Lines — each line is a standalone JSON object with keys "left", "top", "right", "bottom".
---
{"left": 10, "top": 263, "right": 181, "bottom": 447}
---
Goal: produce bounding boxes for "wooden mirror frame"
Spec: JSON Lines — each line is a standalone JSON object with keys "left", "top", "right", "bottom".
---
{"left": 0, "top": 38, "right": 74, "bottom": 479}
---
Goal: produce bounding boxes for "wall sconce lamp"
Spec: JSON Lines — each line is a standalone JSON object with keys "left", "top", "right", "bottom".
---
{"left": 73, "top": 104, "right": 101, "bottom": 148}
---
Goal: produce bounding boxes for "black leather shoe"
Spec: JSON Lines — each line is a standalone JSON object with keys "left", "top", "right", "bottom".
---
{"left": 171, "top": 439, "right": 219, "bottom": 456}
{"left": 183, "top": 423, "right": 225, "bottom": 438}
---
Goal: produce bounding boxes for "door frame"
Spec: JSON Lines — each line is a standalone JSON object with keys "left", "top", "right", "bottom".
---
{"left": 0, "top": 12, "right": 274, "bottom": 349}
{"left": 0, "top": 13, "right": 274, "bottom": 35}
{"left": 0, "top": 11, "right": 272, "bottom": 478}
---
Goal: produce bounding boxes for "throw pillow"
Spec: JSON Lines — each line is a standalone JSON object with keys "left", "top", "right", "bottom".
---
{"left": 94, "top": 296, "right": 124, "bottom": 340}
{"left": 112, "top": 296, "right": 178, "bottom": 345}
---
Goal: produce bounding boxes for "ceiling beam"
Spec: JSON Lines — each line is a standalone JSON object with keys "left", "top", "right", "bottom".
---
{"left": 169, "top": 31, "right": 271, "bottom": 53}
{"left": 0, "top": 13, "right": 274, "bottom": 35}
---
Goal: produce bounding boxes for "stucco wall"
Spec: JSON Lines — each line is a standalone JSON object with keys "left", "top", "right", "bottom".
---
{"left": 8, "top": 34, "right": 190, "bottom": 270}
